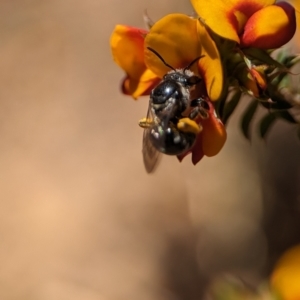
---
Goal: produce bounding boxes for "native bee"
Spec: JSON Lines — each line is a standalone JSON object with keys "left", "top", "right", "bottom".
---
{"left": 139, "top": 47, "right": 210, "bottom": 173}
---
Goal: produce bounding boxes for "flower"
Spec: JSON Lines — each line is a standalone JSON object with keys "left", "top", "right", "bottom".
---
{"left": 143, "top": 13, "right": 223, "bottom": 101}
{"left": 191, "top": 0, "right": 296, "bottom": 49}
{"left": 271, "top": 244, "right": 300, "bottom": 300}
{"left": 235, "top": 54, "right": 268, "bottom": 97}
{"left": 110, "top": 14, "right": 224, "bottom": 101}
{"left": 110, "top": 14, "right": 226, "bottom": 164}
{"left": 110, "top": 25, "right": 160, "bottom": 99}
{"left": 177, "top": 100, "right": 227, "bottom": 164}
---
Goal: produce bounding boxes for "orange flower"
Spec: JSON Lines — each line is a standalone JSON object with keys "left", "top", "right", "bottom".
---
{"left": 271, "top": 245, "right": 300, "bottom": 300}
{"left": 143, "top": 13, "right": 223, "bottom": 101}
{"left": 110, "top": 14, "right": 226, "bottom": 163}
{"left": 191, "top": 0, "right": 296, "bottom": 49}
{"left": 237, "top": 62, "right": 268, "bottom": 97}
{"left": 110, "top": 25, "right": 160, "bottom": 99}
{"left": 111, "top": 14, "right": 224, "bottom": 101}
{"left": 177, "top": 100, "right": 227, "bottom": 164}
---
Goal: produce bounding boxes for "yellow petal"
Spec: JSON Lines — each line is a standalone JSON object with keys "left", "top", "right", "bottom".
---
{"left": 191, "top": 0, "right": 275, "bottom": 42}
{"left": 197, "top": 19, "right": 223, "bottom": 101}
{"left": 110, "top": 25, "right": 159, "bottom": 98}
{"left": 271, "top": 245, "right": 300, "bottom": 300}
{"left": 241, "top": 2, "right": 296, "bottom": 49}
{"left": 144, "top": 14, "right": 201, "bottom": 77}
{"left": 145, "top": 14, "right": 223, "bottom": 101}
{"left": 122, "top": 74, "right": 160, "bottom": 99}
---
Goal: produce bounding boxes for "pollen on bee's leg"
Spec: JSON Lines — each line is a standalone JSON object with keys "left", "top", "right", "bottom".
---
{"left": 177, "top": 118, "right": 202, "bottom": 134}
{"left": 138, "top": 117, "right": 153, "bottom": 128}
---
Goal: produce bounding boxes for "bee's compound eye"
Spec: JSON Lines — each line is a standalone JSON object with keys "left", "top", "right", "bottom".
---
{"left": 186, "top": 75, "right": 201, "bottom": 86}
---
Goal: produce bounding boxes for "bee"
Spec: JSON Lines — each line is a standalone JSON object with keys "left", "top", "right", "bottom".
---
{"left": 139, "top": 47, "right": 210, "bottom": 173}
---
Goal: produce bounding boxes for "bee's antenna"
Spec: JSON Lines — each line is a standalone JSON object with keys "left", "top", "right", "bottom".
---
{"left": 183, "top": 55, "right": 205, "bottom": 73}
{"left": 147, "top": 47, "right": 176, "bottom": 71}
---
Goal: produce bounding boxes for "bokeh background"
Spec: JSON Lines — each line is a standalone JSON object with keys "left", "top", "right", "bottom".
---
{"left": 0, "top": 1, "right": 299, "bottom": 299}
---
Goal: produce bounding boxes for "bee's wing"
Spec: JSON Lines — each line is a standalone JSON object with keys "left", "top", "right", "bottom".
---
{"left": 142, "top": 105, "right": 162, "bottom": 173}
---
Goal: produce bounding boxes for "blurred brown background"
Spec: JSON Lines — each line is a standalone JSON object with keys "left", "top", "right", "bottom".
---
{"left": 0, "top": 1, "right": 299, "bottom": 299}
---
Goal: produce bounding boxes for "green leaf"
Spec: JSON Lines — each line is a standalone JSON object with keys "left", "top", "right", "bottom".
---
{"left": 277, "top": 110, "right": 297, "bottom": 124}
{"left": 282, "top": 55, "right": 297, "bottom": 67}
{"left": 240, "top": 100, "right": 258, "bottom": 140}
{"left": 259, "top": 113, "right": 277, "bottom": 138}
{"left": 270, "top": 70, "right": 289, "bottom": 87}
{"left": 277, "top": 75, "right": 290, "bottom": 90}
{"left": 287, "top": 55, "right": 300, "bottom": 68}
{"left": 275, "top": 50, "right": 286, "bottom": 63}
{"left": 258, "top": 92, "right": 293, "bottom": 110}
{"left": 259, "top": 111, "right": 296, "bottom": 139}
{"left": 243, "top": 48, "right": 285, "bottom": 69}
{"left": 215, "top": 80, "right": 230, "bottom": 119}
{"left": 274, "top": 53, "right": 300, "bottom": 69}
{"left": 222, "top": 90, "right": 242, "bottom": 125}
{"left": 297, "top": 126, "right": 300, "bottom": 141}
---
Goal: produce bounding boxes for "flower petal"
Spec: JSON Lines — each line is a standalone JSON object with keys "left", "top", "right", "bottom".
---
{"left": 201, "top": 101, "right": 227, "bottom": 156}
{"left": 197, "top": 20, "right": 223, "bottom": 101}
{"left": 271, "top": 245, "right": 300, "bottom": 300}
{"left": 144, "top": 14, "right": 201, "bottom": 77}
{"left": 191, "top": 0, "right": 275, "bottom": 42}
{"left": 144, "top": 14, "right": 223, "bottom": 101}
{"left": 249, "top": 67, "right": 267, "bottom": 90}
{"left": 191, "top": 134, "right": 205, "bottom": 164}
{"left": 241, "top": 2, "right": 296, "bottom": 49}
{"left": 177, "top": 100, "right": 226, "bottom": 164}
{"left": 177, "top": 133, "right": 205, "bottom": 165}
{"left": 110, "top": 25, "right": 160, "bottom": 99}
{"left": 236, "top": 64, "right": 260, "bottom": 97}
{"left": 121, "top": 74, "right": 160, "bottom": 99}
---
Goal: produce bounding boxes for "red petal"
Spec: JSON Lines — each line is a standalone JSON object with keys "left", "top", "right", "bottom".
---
{"left": 201, "top": 101, "right": 227, "bottom": 157}
{"left": 241, "top": 2, "right": 296, "bottom": 49}
{"left": 190, "top": 0, "right": 275, "bottom": 42}
{"left": 176, "top": 132, "right": 205, "bottom": 164}
{"left": 191, "top": 134, "right": 205, "bottom": 165}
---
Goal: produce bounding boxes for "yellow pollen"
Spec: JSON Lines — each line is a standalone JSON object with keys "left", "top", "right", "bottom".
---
{"left": 177, "top": 118, "right": 202, "bottom": 134}
{"left": 138, "top": 117, "right": 153, "bottom": 128}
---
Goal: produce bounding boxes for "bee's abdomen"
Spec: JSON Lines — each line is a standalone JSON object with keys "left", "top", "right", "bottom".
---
{"left": 150, "top": 123, "right": 196, "bottom": 155}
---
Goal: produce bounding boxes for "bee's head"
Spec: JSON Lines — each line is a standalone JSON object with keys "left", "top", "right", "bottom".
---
{"left": 163, "top": 70, "right": 201, "bottom": 87}
{"left": 147, "top": 47, "right": 203, "bottom": 87}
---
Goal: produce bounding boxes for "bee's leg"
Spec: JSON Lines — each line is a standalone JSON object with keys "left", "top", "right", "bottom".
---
{"left": 190, "top": 97, "right": 208, "bottom": 108}
{"left": 138, "top": 117, "right": 154, "bottom": 129}
{"left": 189, "top": 97, "right": 210, "bottom": 120}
